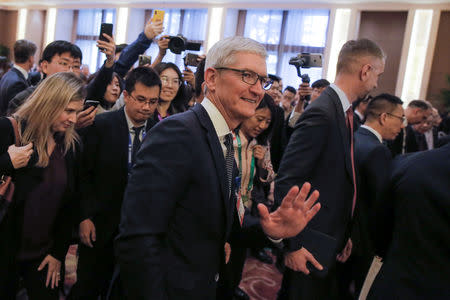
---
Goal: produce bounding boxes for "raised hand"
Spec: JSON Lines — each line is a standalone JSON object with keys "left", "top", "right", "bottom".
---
{"left": 258, "top": 182, "right": 320, "bottom": 240}
{"left": 97, "top": 33, "right": 116, "bottom": 68}
{"left": 145, "top": 20, "right": 164, "bottom": 40}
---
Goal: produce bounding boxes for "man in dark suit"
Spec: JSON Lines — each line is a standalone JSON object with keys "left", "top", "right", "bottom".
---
{"left": 275, "top": 38, "right": 386, "bottom": 299}
{"left": 352, "top": 95, "right": 371, "bottom": 130}
{"left": 0, "top": 39, "right": 36, "bottom": 116}
{"left": 114, "top": 36, "right": 321, "bottom": 300}
{"left": 351, "top": 93, "right": 405, "bottom": 296}
{"left": 68, "top": 67, "right": 160, "bottom": 300}
{"left": 368, "top": 142, "right": 450, "bottom": 300}
{"left": 387, "top": 99, "right": 431, "bottom": 156}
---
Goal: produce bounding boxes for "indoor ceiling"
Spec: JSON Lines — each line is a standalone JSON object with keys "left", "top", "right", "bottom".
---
{"left": 1, "top": 0, "right": 450, "bottom": 6}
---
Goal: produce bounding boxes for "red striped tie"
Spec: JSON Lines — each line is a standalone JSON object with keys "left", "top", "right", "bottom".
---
{"left": 346, "top": 108, "right": 357, "bottom": 217}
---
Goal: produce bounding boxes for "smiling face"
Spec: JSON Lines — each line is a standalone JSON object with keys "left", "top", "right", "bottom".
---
{"left": 159, "top": 68, "right": 181, "bottom": 102}
{"left": 207, "top": 52, "right": 267, "bottom": 127}
{"left": 51, "top": 100, "right": 84, "bottom": 133}
{"left": 240, "top": 107, "right": 272, "bottom": 139}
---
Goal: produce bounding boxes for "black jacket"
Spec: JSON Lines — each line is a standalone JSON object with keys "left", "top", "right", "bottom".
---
{"left": 0, "top": 68, "right": 29, "bottom": 116}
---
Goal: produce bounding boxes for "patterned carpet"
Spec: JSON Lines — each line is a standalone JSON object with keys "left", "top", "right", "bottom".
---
{"left": 63, "top": 245, "right": 282, "bottom": 300}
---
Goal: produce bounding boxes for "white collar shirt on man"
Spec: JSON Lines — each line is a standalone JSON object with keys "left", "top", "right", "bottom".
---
{"left": 330, "top": 83, "right": 351, "bottom": 113}
{"left": 201, "top": 97, "right": 232, "bottom": 158}
{"left": 361, "top": 124, "right": 383, "bottom": 143}
{"left": 13, "top": 64, "right": 29, "bottom": 80}
{"left": 355, "top": 109, "right": 364, "bottom": 121}
{"left": 124, "top": 108, "right": 147, "bottom": 143}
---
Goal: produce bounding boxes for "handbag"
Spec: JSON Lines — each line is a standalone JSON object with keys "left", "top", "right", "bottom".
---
{"left": 0, "top": 117, "right": 21, "bottom": 223}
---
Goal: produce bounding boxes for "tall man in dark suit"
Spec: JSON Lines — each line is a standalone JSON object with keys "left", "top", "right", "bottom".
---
{"left": 0, "top": 39, "right": 36, "bottom": 116}
{"left": 368, "top": 142, "right": 450, "bottom": 300}
{"left": 115, "top": 36, "right": 321, "bottom": 300}
{"left": 351, "top": 93, "right": 405, "bottom": 296}
{"left": 275, "top": 38, "right": 386, "bottom": 299}
{"left": 68, "top": 67, "right": 161, "bottom": 300}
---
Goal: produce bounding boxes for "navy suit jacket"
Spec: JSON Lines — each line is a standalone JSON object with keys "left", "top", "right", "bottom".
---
{"left": 0, "top": 68, "right": 29, "bottom": 116}
{"left": 275, "top": 86, "right": 355, "bottom": 257}
{"left": 368, "top": 143, "right": 450, "bottom": 299}
{"left": 353, "top": 127, "right": 392, "bottom": 258}
{"left": 115, "top": 104, "right": 237, "bottom": 299}
{"left": 79, "top": 108, "right": 156, "bottom": 245}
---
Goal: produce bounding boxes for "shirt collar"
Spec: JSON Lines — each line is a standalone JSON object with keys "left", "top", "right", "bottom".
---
{"left": 13, "top": 64, "right": 29, "bottom": 80}
{"left": 329, "top": 83, "right": 351, "bottom": 113}
{"left": 200, "top": 97, "right": 231, "bottom": 138}
{"left": 361, "top": 124, "right": 383, "bottom": 143}
{"left": 354, "top": 109, "right": 364, "bottom": 121}
{"left": 124, "top": 107, "right": 147, "bottom": 132}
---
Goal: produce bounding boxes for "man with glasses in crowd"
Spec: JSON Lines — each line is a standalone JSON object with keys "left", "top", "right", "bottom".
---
{"left": 351, "top": 93, "right": 405, "bottom": 297}
{"left": 68, "top": 67, "right": 161, "bottom": 300}
{"left": 114, "top": 36, "right": 321, "bottom": 300}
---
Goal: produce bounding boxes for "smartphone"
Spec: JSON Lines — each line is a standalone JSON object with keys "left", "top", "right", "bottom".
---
{"left": 99, "top": 23, "right": 113, "bottom": 42}
{"left": 83, "top": 100, "right": 100, "bottom": 110}
{"left": 183, "top": 53, "right": 199, "bottom": 67}
{"left": 138, "top": 55, "right": 152, "bottom": 66}
{"left": 152, "top": 10, "right": 165, "bottom": 23}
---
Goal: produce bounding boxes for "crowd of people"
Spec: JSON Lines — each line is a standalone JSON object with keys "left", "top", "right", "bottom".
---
{"left": 0, "top": 15, "right": 449, "bottom": 300}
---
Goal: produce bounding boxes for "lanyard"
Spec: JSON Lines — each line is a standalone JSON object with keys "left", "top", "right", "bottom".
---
{"left": 128, "top": 129, "right": 146, "bottom": 173}
{"left": 236, "top": 133, "right": 255, "bottom": 204}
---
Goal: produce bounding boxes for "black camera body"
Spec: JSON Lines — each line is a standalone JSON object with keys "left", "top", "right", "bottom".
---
{"left": 168, "top": 34, "right": 202, "bottom": 54}
{"left": 289, "top": 53, "right": 322, "bottom": 78}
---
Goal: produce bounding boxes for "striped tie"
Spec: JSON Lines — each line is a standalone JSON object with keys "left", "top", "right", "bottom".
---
{"left": 224, "top": 133, "right": 234, "bottom": 198}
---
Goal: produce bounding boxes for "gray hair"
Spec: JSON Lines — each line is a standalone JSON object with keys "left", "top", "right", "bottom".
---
{"left": 205, "top": 36, "right": 267, "bottom": 69}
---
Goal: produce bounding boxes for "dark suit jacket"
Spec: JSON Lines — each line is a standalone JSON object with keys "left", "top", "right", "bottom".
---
{"left": 79, "top": 108, "right": 156, "bottom": 246}
{"left": 353, "top": 127, "right": 392, "bottom": 259}
{"left": 353, "top": 111, "right": 363, "bottom": 130}
{"left": 368, "top": 143, "right": 450, "bottom": 300}
{"left": 0, "top": 68, "right": 29, "bottom": 116}
{"left": 275, "top": 86, "right": 355, "bottom": 257}
{"left": 115, "top": 104, "right": 237, "bottom": 299}
{"left": 270, "top": 106, "right": 287, "bottom": 172}
{"left": 387, "top": 125, "right": 419, "bottom": 156}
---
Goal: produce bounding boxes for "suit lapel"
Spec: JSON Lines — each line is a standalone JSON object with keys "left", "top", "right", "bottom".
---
{"left": 328, "top": 88, "right": 353, "bottom": 183}
{"left": 192, "top": 105, "right": 233, "bottom": 234}
{"left": 116, "top": 109, "right": 130, "bottom": 172}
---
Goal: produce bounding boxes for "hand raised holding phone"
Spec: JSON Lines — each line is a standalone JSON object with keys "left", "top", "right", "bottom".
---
{"left": 97, "top": 25, "right": 116, "bottom": 68}
{"left": 144, "top": 14, "right": 164, "bottom": 40}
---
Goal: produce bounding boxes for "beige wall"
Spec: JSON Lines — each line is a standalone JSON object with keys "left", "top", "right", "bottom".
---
{"left": 25, "top": 9, "right": 46, "bottom": 62}
{"left": 358, "top": 11, "right": 408, "bottom": 96}
{"left": 0, "top": 10, "right": 18, "bottom": 59}
{"left": 427, "top": 11, "right": 450, "bottom": 112}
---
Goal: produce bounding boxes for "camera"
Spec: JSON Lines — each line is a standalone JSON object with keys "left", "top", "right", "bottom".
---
{"left": 168, "top": 34, "right": 202, "bottom": 54}
{"left": 289, "top": 53, "right": 322, "bottom": 78}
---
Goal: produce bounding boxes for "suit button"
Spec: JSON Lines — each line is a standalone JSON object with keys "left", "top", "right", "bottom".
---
{"left": 215, "top": 273, "right": 219, "bottom": 282}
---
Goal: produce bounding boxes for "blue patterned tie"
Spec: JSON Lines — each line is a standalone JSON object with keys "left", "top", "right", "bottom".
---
{"left": 131, "top": 126, "right": 144, "bottom": 165}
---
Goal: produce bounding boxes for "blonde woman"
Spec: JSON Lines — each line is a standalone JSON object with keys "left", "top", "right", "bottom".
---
{"left": 0, "top": 72, "right": 85, "bottom": 299}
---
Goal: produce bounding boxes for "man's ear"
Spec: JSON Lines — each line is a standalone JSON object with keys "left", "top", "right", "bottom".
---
{"left": 204, "top": 67, "right": 217, "bottom": 93}
{"left": 123, "top": 90, "right": 130, "bottom": 104}
{"left": 41, "top": 60, "right": 49, "bottom": 75}
{"left": 360, "top": 64, "right": 371, "bottom": 82}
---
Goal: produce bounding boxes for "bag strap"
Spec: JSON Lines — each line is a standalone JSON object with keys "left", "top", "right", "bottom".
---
{"left": 6, "top": 117, "right": 21, "bottom": 147}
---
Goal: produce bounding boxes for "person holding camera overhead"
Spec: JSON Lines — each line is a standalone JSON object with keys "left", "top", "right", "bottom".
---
{"left": 0, "top": 72, "right": 85, "bottom": 299}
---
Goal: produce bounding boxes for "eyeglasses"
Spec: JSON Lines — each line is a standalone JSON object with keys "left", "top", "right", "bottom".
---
{"left": 129, "top": 93, "right": 158, "bottom": 105}
{"left": 215, "top": 67, "right": 273, "bottom": 90}
{"left": 160, "top": 76, "right": 181, "bottom": 86}
{"left": 386, "top": 112, "right": 406, "bottom": 123}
